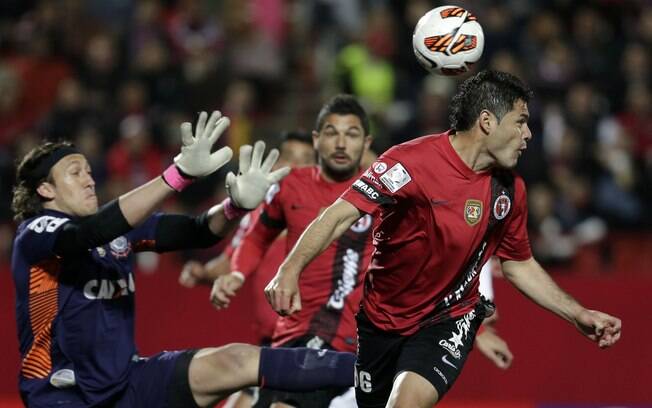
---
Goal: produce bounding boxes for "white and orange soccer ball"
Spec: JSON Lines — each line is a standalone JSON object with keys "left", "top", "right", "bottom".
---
{"left": 412, "top": 5, "right": 485, "bottom": 76}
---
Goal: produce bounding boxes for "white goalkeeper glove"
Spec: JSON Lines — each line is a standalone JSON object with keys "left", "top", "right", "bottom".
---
{"left": 225, "top": 141, "right": 291, "bottom": 209}
{"left": 174, "top": 111, "right": 233, "bottom": 178}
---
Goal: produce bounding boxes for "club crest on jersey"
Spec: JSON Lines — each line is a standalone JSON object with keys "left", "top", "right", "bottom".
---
{"left": 493, "top": 194, "right": 511, "bottom": 220}
{"left": 372, "top": 161, "right": 387, "bottom": 174}
{"left": 464, "top": 200, "right": 483, "bottom": 226}
{"left": 109, "top": 236, "right": 131, "bottom": 258}
{"left": 380, "top": 163, "right": 411, "bottom": 193}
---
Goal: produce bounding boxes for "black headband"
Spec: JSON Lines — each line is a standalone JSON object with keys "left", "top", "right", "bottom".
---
{"left": 26, "top": 146, "right": 80, "bottom": 187}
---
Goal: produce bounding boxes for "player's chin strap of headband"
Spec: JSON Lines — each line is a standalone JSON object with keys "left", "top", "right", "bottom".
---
{"left": 27, "top": 146, "right": 80, "bottom": 188}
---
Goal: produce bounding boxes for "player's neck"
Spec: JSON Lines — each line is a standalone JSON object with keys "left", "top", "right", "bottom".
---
{"left": 449, "top": 131, "right": 494, "bottom": 173}
{"left": 319, "top": 165, "right": 359, "bottom": 183}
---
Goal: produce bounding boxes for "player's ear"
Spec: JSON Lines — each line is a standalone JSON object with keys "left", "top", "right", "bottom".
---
{"left": 36, "top": 181, "right": 56, "bottom": 201}
{"left": 478, "top": 110, "right": 495, "bottom": 135}
{"left": 364, "top": 134, "right": 372, "bottom": 150}
{"left": 312, "top": 130, "right": 319, "bottom": 150}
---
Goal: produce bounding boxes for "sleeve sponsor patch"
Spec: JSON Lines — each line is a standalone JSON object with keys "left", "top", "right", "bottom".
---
{"left": 379, "top": 163, "right": 411, "bottom": 193}
{"left": 352, "top": 179, "right": 394, "bottom": 205}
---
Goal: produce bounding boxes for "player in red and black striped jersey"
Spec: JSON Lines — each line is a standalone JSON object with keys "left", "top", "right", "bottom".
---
{"left": 214, "top": 95, "right": 374, "bottom": 408}
{"left": 266, "top": 71, "right": 622, "bottom": 408}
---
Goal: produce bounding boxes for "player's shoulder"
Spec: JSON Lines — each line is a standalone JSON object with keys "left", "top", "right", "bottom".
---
{"left": 281, "top": 166, "right": 318, "bottom": 185}
{"left": 16, "top": 212, "right": 70, "bottom": 239}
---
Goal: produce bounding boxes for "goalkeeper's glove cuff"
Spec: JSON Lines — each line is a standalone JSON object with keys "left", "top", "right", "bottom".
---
{"left": 162, "top": 164, "right": 196, "bottom": 192}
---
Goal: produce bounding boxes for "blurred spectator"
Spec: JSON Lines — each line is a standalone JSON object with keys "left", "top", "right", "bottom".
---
{"left": 1, "top": 0, "right": 651, "bottom": 272}
{"left": 106, "top": 114, "right": 164, "bottom": 194}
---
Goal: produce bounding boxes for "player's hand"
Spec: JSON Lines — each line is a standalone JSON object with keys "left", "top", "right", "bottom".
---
{"left": 225, "top": 141, "right": 290, "bottom": 209}
{"left": 264, "top": 270, "right": 302, "bottom": 316}
{"left": 178, "top": 260, "right": 206, "bottom": 288}
{"left": 574, "top": 309, "right": 622, "bottom": 349}
{"left": 174, "top": 111, "right": 233, "bottom": 177}
{"left": 210, "top": 272, "right": 245, "bottom": 309}
{"left": 475, "top": 328, "right": 513, "bottom": 369}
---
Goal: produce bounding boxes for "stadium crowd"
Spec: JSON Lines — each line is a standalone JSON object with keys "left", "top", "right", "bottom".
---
{"left": 1, "top": 0, "right": 650, "bottom": 268}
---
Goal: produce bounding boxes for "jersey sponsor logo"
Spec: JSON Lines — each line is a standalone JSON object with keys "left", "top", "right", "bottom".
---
{"left": 372, "top": 161, "right": 387, "bottom": 174}
{"left": 379, "top": 163, "right": 411, "bottom": 193}
{"left": 443, "top": 241, "right": 486, "bottom": 307}
{"left": 83, "top": 273, "right": 135, "bottom": 300}
{"left": 109, "top": 236, "right": 130, "bottom": 258}
{"left": 350, "top": 214, "right": 372, "bottom": 233}
{"left": 433, "top": 366, "right": 449, "bottom": 385}
{"left": 441, "top": 354, "right": 457, "bottom": 370}
{"left": 438, "top": 310, "right": 477, "bottom": 359}
{"left": 353, "top": 179, "right": 382, "bottom": 202}
{"left": 493, "top": 194, "right": 511, "bottom": 220}
{"left": 327, "top": 248, "right": 360, "bottom": 310}
{"left": 27, "top": 216, "right": 69, "bottom": 234}
{"left": 464, "top": 199, "right": 483, "bottom": 226}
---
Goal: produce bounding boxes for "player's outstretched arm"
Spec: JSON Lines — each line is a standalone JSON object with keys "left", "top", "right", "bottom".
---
{"left": 179, "top": 254, "right": 232, "bottom": 288}
{"left": 502, "top": 257, "right": 622, "bottom": 348}
{"left": 265, "top": 198, "right": 362, "bottom": 316}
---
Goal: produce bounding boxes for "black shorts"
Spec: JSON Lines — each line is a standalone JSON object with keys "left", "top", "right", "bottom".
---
{"left": 253, "top": 336, "right": 350, "bottom": 408}
{"left": 354, "top": 306, "right": 485, "bottom": 408}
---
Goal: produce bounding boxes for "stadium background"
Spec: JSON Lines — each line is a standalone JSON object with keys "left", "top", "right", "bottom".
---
{"left": 0, "top": 0, "right": 650, "bottom": 407}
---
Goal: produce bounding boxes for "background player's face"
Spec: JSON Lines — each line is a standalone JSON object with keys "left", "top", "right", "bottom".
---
{"left": 277, "top": 140, "right": 315, "bottom": 169}
{"left": 313, "top": 113, "right": 371, "bottom": 181}
{"left": 486, "top": 99, "right": 531, "bottom": 169}
{"left": 40, "top": 154, "right": 99, "bottom": 217}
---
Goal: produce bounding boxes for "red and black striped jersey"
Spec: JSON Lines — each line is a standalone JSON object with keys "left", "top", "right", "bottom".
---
{"left": 231, "top": 166, "right": 374, "bottom": 352}
{"left": 341, "top": 132, "right": 532, "bottom": 335}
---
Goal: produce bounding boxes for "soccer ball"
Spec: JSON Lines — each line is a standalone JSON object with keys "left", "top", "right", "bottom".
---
{"left": 412, "top": 5, "right": 484, "bottom": 76}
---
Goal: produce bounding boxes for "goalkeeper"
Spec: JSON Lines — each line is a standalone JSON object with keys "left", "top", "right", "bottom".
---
{"left": 10, "top": 111, "right": 355, "bottom": 408}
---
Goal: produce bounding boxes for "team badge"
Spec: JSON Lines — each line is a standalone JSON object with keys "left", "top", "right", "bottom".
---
{"left": 96, "top": 247, "right": 106, "bottom": 257}
{"left": 380, "top": 163, "right": 411, "bottom": 193}
{"left": 493, "top": 194, "right": 511, "bottom": 220}
{"left": 464, "top": 199, "right": 483, "bottom": 226}
{"left": 372, "top": 161, "right": 387, "bottom": 174}
{"left": 109, "top": 236, "right": 131, "bottom": 258}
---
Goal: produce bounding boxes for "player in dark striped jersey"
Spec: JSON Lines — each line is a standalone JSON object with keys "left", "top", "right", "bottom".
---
{"left": 266, "top": 71, "right": 622, "bottom": 408}
{"left": 213, "top": 95, "right": 374, "bottom": 408}
{"left": 10, "top": 111, "right": 355, "bottom": 408}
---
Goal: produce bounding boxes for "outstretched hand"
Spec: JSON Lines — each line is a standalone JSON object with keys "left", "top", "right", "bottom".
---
{"left": 574, "top": 309, "right": 622, "bottom": 349}
{"left": 226, "top": 141, "right": 291, "bottom": 209}
{"left": 174, "top": 111, "right": 233, "bottom": 178}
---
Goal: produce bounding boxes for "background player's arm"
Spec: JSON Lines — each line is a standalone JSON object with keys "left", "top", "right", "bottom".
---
{"left": 212, "top": 212, "right": 285, "bottom": 309}
{"left": 265, "top": 198, "right": 362, "bottom": 315}
{"left": 502, "top": 257, "right": 621, "bottom": 348}
{"left": 179, "top": 253, "right": 232, "bottom": 288}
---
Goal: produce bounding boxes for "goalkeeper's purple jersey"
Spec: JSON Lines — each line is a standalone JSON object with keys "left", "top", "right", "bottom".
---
{"left": 11, "top": 209, "right": 161, "bottom": 407}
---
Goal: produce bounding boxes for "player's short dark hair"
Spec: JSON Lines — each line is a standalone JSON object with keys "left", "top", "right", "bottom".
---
{"left": 280, "top": 130, "right": 313, "bottom": 146}
{"left": 449, "top": 70, "right": 533, "bottom": 132}
{"left": 315, "top": 94, "right": 370, "bottom": 136}
{"left": 12, "top": 141, "right": 74, "bottom": 222}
